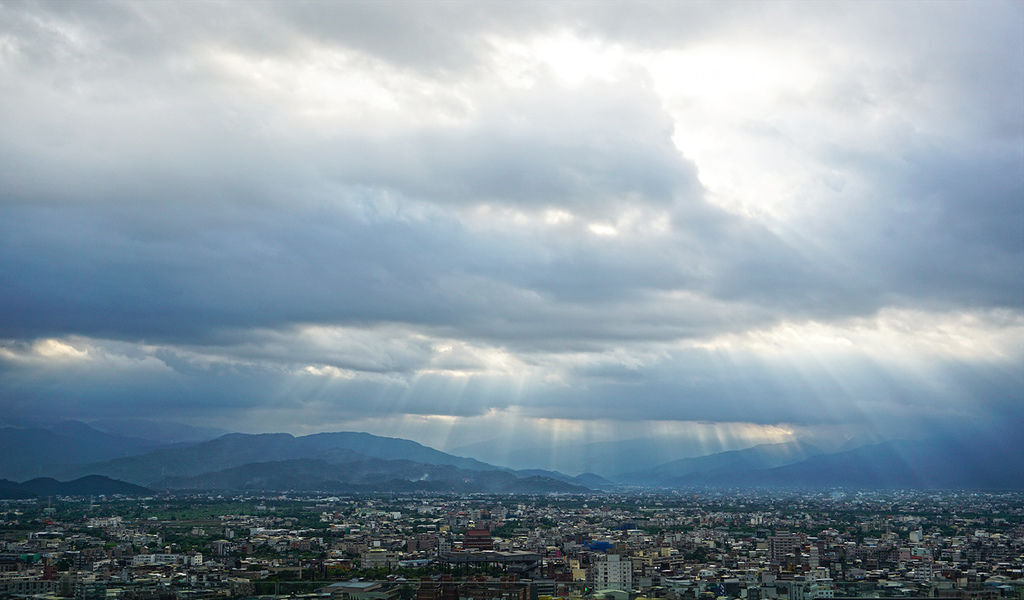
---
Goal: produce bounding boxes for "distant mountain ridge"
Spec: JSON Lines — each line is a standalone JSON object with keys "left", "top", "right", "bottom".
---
{"left": 0, "top": 423, "right": 163, "bottom": 480}
{"left": 56, "top": 431, "right": 500, "bottom": 486}
{"left": 618, "top": 438, "right": 1024, "bottom": 490}
{"left": 0, "top": 475, "right": 151, "bottom": 499}
{"left": 4, "top": 425, "right": 593, "bottom": 494}
{"left": 513, "top": 469, "right": 614, "bottom": 489}
{"left": 724, "top": 439, "right": 1024, "bottom": 489}
{"left": 5, "top": 421, "right": 1019, "bottom": 493}
{"left": 618, "top": 441, "right": 821, "bottom": 486}
{"left": 88, "top": 418, "right": 230, "bottom": 444}
{"left": 156, "top": 458, "right": 589, "bottom": 494}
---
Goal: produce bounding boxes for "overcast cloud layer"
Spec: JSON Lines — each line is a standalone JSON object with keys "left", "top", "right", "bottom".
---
{"left": 0, "top": 1, "right": 1021, "bottom": 461}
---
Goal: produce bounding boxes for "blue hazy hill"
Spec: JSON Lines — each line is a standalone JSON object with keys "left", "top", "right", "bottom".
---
{"left": 618, "top": 441, "right": 821, "bottom": 486}
{"left": 154, "top": 457, "right": 589, "bottom": 494}
{"left": 0, "top": 422, "right": 161, "bottom": 480}
{"left": 671, "top": 438, "right": 1024, "bottom": 490}
{"left": 0, "top": 475, "right": 151, "bottom": 498}
{"left": 55, "top": 431, "right": 503, "bottom": 486}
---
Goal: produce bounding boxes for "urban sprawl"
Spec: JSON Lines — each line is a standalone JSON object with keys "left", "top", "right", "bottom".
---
{"left": 2, "top": 491, "right": 1022, "bottom": 600}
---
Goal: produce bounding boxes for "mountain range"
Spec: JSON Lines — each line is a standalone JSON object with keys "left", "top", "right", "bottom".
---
{"left": 154, "top": 458, "right": 587, "bottom": 494}
{"left": 618, "top": 441, "right": 822, "bottom": 485}
{"left": 1, "top": 420, "right": 1020, "bottom": 492}
{"left": 0, "top": 475, "right": 151, "bottom": 499}
{"left": 0, "top": 422, "right": 589, "bottom": 494}
{"left": 53, "top": 430, "right": 499, "bottom": 484}
{"left": 680, "top": 438, "right": 1024, "bottom": 489}
{"left": 87, "top": 418, "right": 230, "bottom": 444}
{"left": 0, "top": 423, "right": 163, "bottom": 481}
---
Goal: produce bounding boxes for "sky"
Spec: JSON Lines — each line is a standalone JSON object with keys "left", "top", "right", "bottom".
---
{"left": 0, "top": 1, "right": 1021, "bottom": 465}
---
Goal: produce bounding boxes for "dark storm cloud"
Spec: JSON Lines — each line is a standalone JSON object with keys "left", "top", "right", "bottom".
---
{"left": 3, "top": 125, "right": 1015, "bottom": 349}
{"left": 0, "top": 1, "right": 1020, "bottom": 437}
{"left": 325, "top": 86, "right": 698, "bottom": 214}
{"left": 830, "top": 145, "right": 1024, "bottom": 309}
{"left": 4, "top": 332, "right": 1019, "bottom": 437}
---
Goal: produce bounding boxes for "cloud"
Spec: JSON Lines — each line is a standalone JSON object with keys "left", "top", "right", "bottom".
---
{"left": 0, "top": 1, "right": 1020, "bottom": 449}
{"left": 2, "top": 307, "right": 1019, "bottom": 440}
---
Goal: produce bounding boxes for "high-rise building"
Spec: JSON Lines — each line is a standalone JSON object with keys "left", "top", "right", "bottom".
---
{"left": 590, "top": 554, "right": 632, "bottom": 591}
{"left": 770, "top": 532, "right": 803, "bottom": 563}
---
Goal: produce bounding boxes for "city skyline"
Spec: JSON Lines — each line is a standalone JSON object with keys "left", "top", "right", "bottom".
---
{"left": 0, "top": 2, "right": 1021, "bottom": 459}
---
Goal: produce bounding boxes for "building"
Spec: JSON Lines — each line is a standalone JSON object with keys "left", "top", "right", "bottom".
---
{"left": 590, "top": 554, "right": 632, "bottom": 591}
{"left": 0, "top": 577, "right": 59, "bottom": 596}
{"left": 417, "top": 576, "right": 458, "bottom": 600}
{"left": 770, "top": 532, "right": 804, "bottom": 563}
{"left": 464, "top": 529, "right": 494, "bottom": 551}
{"left": 362, "top": 548, "right": 399, "bottom": 570}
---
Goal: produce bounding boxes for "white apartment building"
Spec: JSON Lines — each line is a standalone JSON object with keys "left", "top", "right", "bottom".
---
{"left": 590, "top": 553, "right": 632, "bottom": 591}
